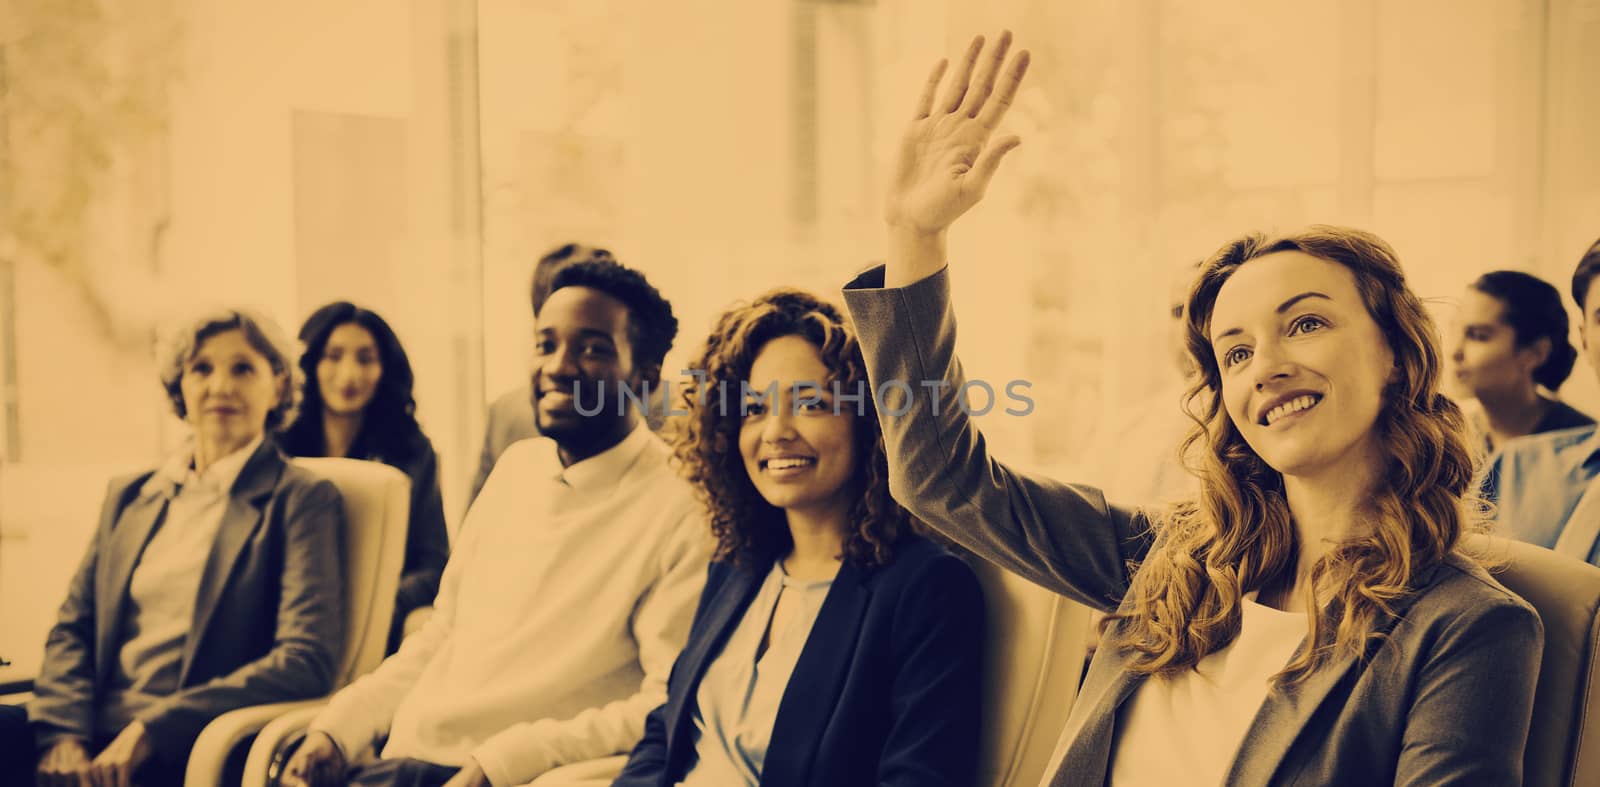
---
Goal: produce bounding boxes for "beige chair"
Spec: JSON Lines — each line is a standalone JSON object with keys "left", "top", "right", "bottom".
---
{"left": 522, "top": 754, "right": 629, "bottom": 786}
{"left": 521, "top": 554, "right": 1094, "bottom": 787}
{"left": 1467, "top": 535, "right": 1600, "bottom": 787}
{"left": 185, "top": 457, "right": 412, "bottom": 786}
{"left": 969, "top": 556, "right": 1094, "bottom": 787}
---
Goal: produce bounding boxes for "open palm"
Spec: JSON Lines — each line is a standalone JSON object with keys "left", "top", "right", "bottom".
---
{"left": 886, "top": 32, "right": 1031, "bottom": 235}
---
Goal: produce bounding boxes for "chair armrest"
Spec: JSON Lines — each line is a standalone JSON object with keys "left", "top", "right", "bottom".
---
{"left": 0, "top": 678, "right": 34, "bottom": 695}
{"left": 520, "top": 754, "right": 628, "bottom": 786}
{"left": 240, "top": 703, "right": 334, "bottom": 787}
{"left": 402, "top": 605, "right": 434, "bottom": 640}
{"left": 0, "top": 673, "right": 35, "bottom": 707}
{"left": 185, "top": 699, "right": 328, "bottom": 787}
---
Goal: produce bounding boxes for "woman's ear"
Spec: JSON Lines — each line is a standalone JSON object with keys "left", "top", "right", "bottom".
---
{"left": 274, "top": 372, "right": 290, "bottom": 411}
{"left": 1522, "top": 336, "right": 1553, "bottom": 371}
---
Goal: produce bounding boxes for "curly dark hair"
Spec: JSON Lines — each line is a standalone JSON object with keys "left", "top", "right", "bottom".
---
{"left": 547, "top": 259, "right": 678, "bottom": 378}
{"left": 672, "top": 289, "right": 916, "bottom": 569}
{"left": 531, "top": 242, "right": 615, "bottom": 314}
{"left": 279, "top": 301, "right": 426, "bottom": 462}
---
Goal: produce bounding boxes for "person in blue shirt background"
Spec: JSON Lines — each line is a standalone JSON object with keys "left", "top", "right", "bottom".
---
{"left": 1481, "top": 236, "right": 1600, "bottom": 563}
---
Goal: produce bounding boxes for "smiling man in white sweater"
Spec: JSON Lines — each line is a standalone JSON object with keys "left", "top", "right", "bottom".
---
{"left": 283, "top": 260, "right": 710, "bottom": 787}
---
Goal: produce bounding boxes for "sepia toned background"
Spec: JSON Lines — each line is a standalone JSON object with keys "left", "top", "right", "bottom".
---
{"left": 2, "top": 0, "right": 1598, "bottom": 679}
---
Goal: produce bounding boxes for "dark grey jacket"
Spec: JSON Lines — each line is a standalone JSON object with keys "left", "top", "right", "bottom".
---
{"left": 841, "top": 265, "right": 1544, "bottom": 787}
{"left": 28, "top": 440, "right": 346, "bottom": 770}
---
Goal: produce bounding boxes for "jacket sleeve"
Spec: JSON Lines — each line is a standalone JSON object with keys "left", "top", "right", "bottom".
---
{"left": 877, "top": 554, "right": 986, "bottom": 787}
{"left": 395, "top": 440, "right": 450, "bottom": 622}
{"left": 27, "top": 477, "right": 142, "bottom": 749}
{"left": 842, "top": 265, "right": 1152, "bottom": 610}
{"left": 1394, "top": 595, "right": 1543, "bottom": 786}
{"left": 134, "top": 478, "right": 348, "bottom": 764}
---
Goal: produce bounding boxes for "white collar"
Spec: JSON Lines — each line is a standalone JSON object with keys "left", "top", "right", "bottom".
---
{"left": 552, "top": 422, "right": 655, "bottom": 493}
{"left": 143, "top": 433, "right": 265, "bottom": 500}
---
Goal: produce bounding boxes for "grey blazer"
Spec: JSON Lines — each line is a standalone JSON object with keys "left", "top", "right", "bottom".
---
{"left": 841, "top": 265, "right": 1544, "bottom": 787}
{"left": 27, "top": 440, "right": 347, "bottom": 770}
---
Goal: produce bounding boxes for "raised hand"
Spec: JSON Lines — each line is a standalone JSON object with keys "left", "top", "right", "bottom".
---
{"left": 884, "top": 31, "right": 1029, "bottom": 285}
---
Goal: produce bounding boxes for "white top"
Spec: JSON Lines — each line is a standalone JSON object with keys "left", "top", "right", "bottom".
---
{"left": 679, "top": 562, "right": 836, "bottom": 787}
{"left": 311, "top": 424, "right": 711, "bottom": 787}
{"left": 99, "top": 435, "right": 264, "bottom": 732}
{"left": 1108, "top": 594, "right": 1307, "bottom": 787}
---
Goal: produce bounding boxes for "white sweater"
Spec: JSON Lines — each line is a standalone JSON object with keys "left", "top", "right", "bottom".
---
{"left": 311, "top": 425, "right": 711, "bottom": 786}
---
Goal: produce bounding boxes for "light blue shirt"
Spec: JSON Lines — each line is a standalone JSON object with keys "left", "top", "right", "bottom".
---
{"left": 680, "top": 562, "right": 836, "bottom": 787}
{"left": 1481, "top": 424, "right": 1600, "bottom": 564}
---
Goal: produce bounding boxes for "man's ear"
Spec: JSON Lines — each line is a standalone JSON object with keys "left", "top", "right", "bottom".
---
{"left": 633, "top": 364, "right": 663, "bottom": 396}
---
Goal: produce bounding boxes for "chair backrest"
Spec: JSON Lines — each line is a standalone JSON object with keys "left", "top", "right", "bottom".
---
{"left": 290, "top": 457, "right": 411, "bottom": 686}
{"left": 968, "top": 557, "right": 1094, "bottom": 787}
{"left": 1466, "top": 534, "right": 1600, "bottom": 787}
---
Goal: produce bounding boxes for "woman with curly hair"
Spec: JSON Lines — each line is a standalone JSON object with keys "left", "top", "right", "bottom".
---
{"left": 839, "top": 32, "right": 1544, "bottom": 785}
{"left": 279, "top": 302, "right": 449, "bottom": 652}
{"left": 613, "top": 290, "right": 986, "bottom": 787}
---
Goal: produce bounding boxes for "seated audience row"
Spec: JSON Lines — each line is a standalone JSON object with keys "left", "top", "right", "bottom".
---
{"left": 6, "top": 28, "right": 1598, "bottom": 787}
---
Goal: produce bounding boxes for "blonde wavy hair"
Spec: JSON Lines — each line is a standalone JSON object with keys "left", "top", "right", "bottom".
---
{"left": 1104, "top": 226, "right": 1481, "bottom": 687}
{"left": 670, "top": 289, "right": 914, "bottom": 568}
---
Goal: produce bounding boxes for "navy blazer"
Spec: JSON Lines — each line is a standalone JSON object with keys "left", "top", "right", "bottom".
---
{"left": 27, "top": 440, "right": 347, "bottom": 770}
{"left": 614, "top": 535, "right": 985, "bottom": 787}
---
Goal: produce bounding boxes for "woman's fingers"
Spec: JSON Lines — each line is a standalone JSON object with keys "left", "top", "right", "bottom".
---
{"left": 977, "top": 47, "right": 1030, "bottom": 130}
{"left": 972, "top": 135, "right": 1023, "bottom": 194}
{"left": 938, "top": 35, "right": 984, "bottom": 113}
{"left": 960, "top": 30, "right": 1013, "bottom": 119}
{"left": 912, "top": 58, "right": 949, "bottom": 120}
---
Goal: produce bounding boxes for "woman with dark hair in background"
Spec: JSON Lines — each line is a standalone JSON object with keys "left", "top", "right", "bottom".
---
{"left": 614, "top": 290, "right": 985, "bottom": 787}
{"left": 1451, "top": 270, "right": 1593, "bottom": 455}
{"left": 280, "top": 301, "right": 450, "bottom": 652}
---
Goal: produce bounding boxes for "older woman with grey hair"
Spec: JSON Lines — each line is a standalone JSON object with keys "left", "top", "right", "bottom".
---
{"left": 0, "top": 308, "right": 347, "bottom": 787}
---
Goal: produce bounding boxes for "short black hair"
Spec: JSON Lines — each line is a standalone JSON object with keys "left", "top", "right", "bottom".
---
{"left": 532, "top": 243, "right": 614, "bottom": 314}
{"left": 547, "top": 259, "right": 677, "bottom": 375}
{"left": 1471, "top": 270, "right": 1579, "bottom": 390}
{"left": 1573, "top": 237, "right": 1600, "bottom": 314}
